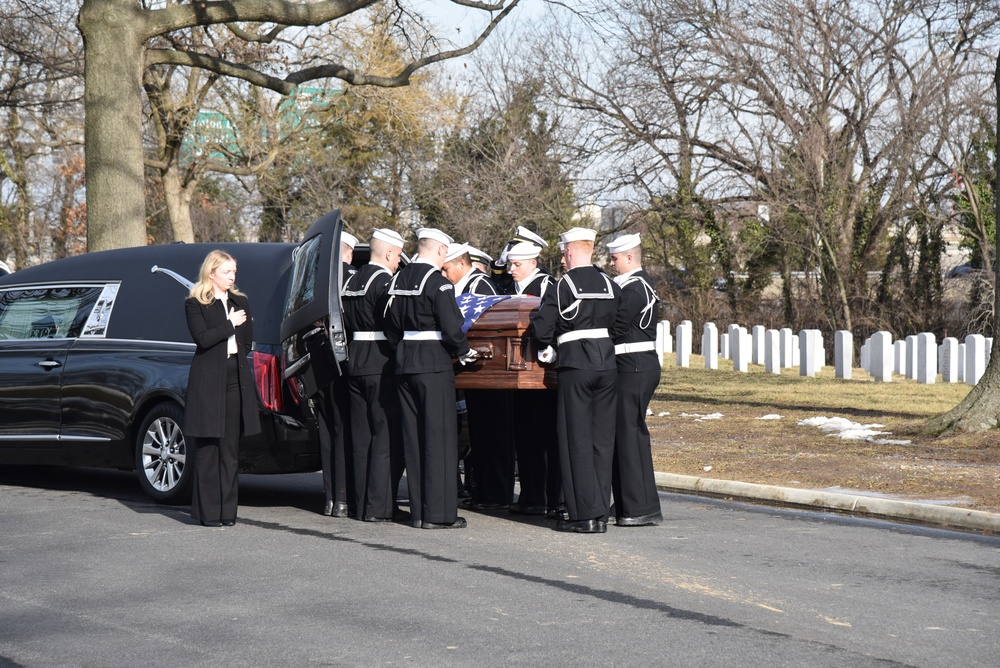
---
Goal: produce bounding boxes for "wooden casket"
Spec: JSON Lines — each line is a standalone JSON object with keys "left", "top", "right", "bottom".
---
{"left": 454, "top": 295, "right": 557, "bottom": 390}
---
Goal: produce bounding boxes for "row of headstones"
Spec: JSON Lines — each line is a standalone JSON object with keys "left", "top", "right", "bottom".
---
{"left": 653, "top": 320, "right": 992, "bottom": 385}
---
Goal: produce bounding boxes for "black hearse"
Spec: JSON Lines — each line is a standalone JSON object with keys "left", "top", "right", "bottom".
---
{"left": 0, "top": 212, "right": 348, "bottom": 503}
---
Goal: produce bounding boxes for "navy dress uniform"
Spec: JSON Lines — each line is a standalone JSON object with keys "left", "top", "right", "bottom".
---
{"left": 607, "top": 234, "right": 663, "bottom": 527}
{"left": 317, "top": 232, "right": 358, "bottom": 516}
{"left": 531, "top": 227, "right": 623, "bottom": 533}
{"left": 385, "top": 228, "right": 476, "bottom": 529}
{"left": 342, "top": 228, "right": 406, "bottom": 521}
{"left": 491, "top": 225, "right": 549, "bottom": 295}
{"left": 443, "top": 243, "right": 512, "bottom": 510}
{"left": 505, "top": 242, "right": 562, "bottom": 517}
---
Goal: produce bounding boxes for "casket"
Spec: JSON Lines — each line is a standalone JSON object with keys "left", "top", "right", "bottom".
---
{"left": 454, "top": 295, "right": 557, "bottom": 390}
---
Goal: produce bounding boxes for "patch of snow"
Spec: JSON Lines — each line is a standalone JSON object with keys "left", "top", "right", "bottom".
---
{"left": 646, "top": 408, "right": 653, "bottom": 416}
{"left": 798, "top": 415, "right": 908, "bottom": 444}
{"left": 703, "top": 466, "right": 713, "bottom": 472}
{"left": 757, "top": 414, "right": 783, "bottom": 420}
{"left": 657, "top": 411, "right": 670, "bottom": 417}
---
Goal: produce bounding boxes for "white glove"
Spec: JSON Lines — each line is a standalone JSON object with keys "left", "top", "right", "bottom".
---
{"left": 458, "top": 349, "right": 479, "bottom": 366}
{"left": 537, "top": 345, "right": 556, "bottom": 364}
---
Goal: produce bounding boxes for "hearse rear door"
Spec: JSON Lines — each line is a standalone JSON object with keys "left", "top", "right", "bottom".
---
{"left": 280, "top": 210, "right": 349, "bottom": 397}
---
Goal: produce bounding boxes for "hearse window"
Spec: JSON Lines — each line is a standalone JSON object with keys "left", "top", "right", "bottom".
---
{"left": 286, "top": 235, "right": 321, "bottom": 317}
{"left": 0, "top": 286, "right": 105, "bottom": 340}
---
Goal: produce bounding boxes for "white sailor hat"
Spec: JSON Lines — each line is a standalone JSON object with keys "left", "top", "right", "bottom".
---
{"left": 372, "top": 228, "right": 405, "bottom": 249}
{"left": 559, "top": 227, "right": 597, "bottom": 244}
{"left": 506, "top": 242, "right": 541, "bottom": 261}
{"left": 341, "top": 231, "right": 359, "bottom": 249}
{"left": 466, "top": 246, "right": 493, "bottom": 265}
{"left": 416, "top": 227, "right": 453, "bottom": 246}
{"left": 445, "top": 242, "right": 471, "bottom": 263}
{"left": 513, "top": 226, "right": 548, "bottom": 248}
{"left": 606, "top": 233, "right": 641, "bottom": 253}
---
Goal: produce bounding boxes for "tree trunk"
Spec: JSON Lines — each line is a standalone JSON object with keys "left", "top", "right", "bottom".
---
{"left": 926, "top": 52, "right": 1000, "bottom": 435}
{"left": 162, "top": 164, "right": 196, "bottom": 243}
{"left": 78, "top": 0, "right": 148, "bottom": 252}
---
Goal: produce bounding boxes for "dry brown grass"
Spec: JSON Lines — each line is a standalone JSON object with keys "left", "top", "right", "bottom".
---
{"left": 649, "top": 356, "right": 1000, "bottom": 512}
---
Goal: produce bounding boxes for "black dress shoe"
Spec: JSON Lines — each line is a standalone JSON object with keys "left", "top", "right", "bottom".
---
{"left": 322, "top": 500, "right": 334, "bottom": 516}
{"left": 200, "top": 520, "right": 223, "bottom": 528}
{"left": 555, "top": 518, "right": 606, "bottom": 534}
{"left": 362, "top": 516, "right": 392, "bottom": 522}
{"left": 421, "top": 517, "right": 468, "bottom": 529}
{"left": 221, "top": 519, "right": 236, "bottom": 527}
{"left": 616, "top": 512, "right": 663, "bottom": 527}
{"left": 509, "top": 502, "right": 547, "bottom": 516}
{"left": 329, "top": 502, "right": 350, "bottom": 517}
{"left": 472, "top": 502, "right": 509, "bottom": 511}
{"left": 547, "top": 505, "right": 570, "bottom": 521}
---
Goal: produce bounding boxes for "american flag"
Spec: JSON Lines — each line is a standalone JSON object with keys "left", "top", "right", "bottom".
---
{"left": 456, "top": 293, "right": 510, "bottom": 333}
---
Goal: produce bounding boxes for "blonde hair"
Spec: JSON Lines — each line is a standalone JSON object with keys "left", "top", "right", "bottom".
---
{"left": 189, "top": 250, "right": 245, "bottom": 305}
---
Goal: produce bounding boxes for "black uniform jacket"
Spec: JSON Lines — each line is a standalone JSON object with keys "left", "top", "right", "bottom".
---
{"left": 531, "top": 265, "right": 622, "bottom": 372}
{"left": 610, "top": 269, "right": 661, "bottom": 372}
{"left": 384, "top": 260, "right": 471, "bottom": 374}
{"left": 184, "top": 292, "right": 262, "bottom": 438}
{"left": 509, "top": 268, "right": 553, "bottom": 297}
{"left": 342, "top": 262, "right": 394, "bottom": 377}
{"left": 459, "top": 268, "right": 499, "bottom": 296}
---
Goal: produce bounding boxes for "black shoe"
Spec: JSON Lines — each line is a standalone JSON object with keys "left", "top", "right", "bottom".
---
{"left": 509, "top": 502, "right": 547, "bottom": 516}
{"left": 221, "top": 519, "right": 236, "bottom": 527}
{"left": 330, "top": 502, "right": 350, "bottom": 518}
{"left": 200, "top": 520, "right": 223, "bottom": 528}
{"left": 392, "top": 509, "right": 412, "bottom": 523}
{"left": 472, "top": 502, "right": 509, "bottom": 511}
{"left": 421, "top": 517, "right": 468, "bottom": 529}
{"left": 555, "top": 518, "right": 606, "bottom": 534}
{"left": 363, "top": 516, "right": 392, "bottom": 522}
{"left": 547, "top": 505, "right": 569, "bottom": 521}
{"left": 616, "top": 512, "right": 663, "bottom": 527}
{"left": 322, "top": 500, "right": 335, "bottom": 516}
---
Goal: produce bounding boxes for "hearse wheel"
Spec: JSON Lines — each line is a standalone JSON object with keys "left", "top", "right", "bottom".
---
{"left": 135, "top": 402, "right": 192, "bottom": 504}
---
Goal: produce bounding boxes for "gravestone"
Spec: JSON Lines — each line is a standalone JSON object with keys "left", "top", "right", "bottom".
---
{"left": 752, "top": 325, "right": 765, "bottom": 365}
{"left": 917, "top": 332, "right": 937, "bottom": 384}
{"left": 965, "top": 334, "right": 986, "bottom": 386}
{"left": 940, "top": 337, "right": 959, "bottom": 383}
{"left": 834, "top": 330, "right": 852, "bottom": 379}
{"left": 894, "top": 339, "right": 906, "bottom": 376}
{"left": 703, "top": 322, "right": 719, "bottom": 370}
{"left": 765, "top": 329, "right": 780, "bottom": 374}
{"left": 870, "top": 331, "right": 893, "bottom": 382}
{"left": 905, "top": 334, "right": 918, "bottom": 379}
{"left": 732, "top": 325, "right": 749, "bottom": 373}
{"left": 780, "top": 328, "right": 794, "bottom": 368}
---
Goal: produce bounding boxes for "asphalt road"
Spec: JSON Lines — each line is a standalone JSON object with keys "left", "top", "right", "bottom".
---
{"left": 1, "top": 466, "right": 998, "bottom": 668}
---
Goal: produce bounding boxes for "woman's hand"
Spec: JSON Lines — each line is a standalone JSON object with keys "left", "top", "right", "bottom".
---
{"left": 229, "top": 308, "right": 247, "bottom": 327}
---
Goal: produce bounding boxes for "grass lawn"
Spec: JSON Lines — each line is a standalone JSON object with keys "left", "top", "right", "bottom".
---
{"left": 649, "top": 356, "right": 1000, "bottom": 512}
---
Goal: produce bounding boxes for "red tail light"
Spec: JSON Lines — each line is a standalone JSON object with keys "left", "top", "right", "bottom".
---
{"left": 252, "top": 351, "right": 284, "bottom": 413}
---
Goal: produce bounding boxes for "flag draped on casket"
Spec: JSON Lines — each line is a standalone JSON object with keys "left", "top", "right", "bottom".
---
{"left": 456, "top": 294, "right": 511, "bottom": 333}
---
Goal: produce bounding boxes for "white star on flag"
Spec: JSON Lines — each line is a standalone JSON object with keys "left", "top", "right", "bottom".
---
{"left": 456, "top": 294, "right": 511, "bottom": 332}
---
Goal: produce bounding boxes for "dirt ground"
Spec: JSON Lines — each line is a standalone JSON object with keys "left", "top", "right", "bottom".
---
{"left": 646, "top": 363, "right": 1000, "bottom": 513}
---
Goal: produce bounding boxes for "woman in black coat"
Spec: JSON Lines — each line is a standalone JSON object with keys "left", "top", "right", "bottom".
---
{"left": 184, "top": 250, "right": 261, "bottom": 527}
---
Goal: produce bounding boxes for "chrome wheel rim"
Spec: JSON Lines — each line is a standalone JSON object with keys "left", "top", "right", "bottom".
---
{"left": 140, "top": 416, "right": 186, "bottom": 492}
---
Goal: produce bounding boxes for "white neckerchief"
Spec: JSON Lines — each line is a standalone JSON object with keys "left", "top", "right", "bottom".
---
{"left": 454, "top": 267, "right": 476, "bottom": 294}
{"left": 613, "top": 267, "right": 641, "bottom": 286}
{"left": 516, "top": 268, "right": 541, "bottom": 294}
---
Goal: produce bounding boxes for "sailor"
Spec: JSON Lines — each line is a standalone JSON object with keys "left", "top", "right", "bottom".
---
{"left": 318, "top": 231, "right": 358, "bottom": 516}
{"left": 531, "top": 227, "right": 622, "bottom": 533}
{"left": 384, "top": 228, "right": 477, "bottom": 529}
{"left": 466, "top": 246, "right": 494, "bottom": 276}
{"left": 606, "top": 234, "right": 663, "bottom": 527}
{"left": 442, "top": 243, "right": 512, "bottom": 510}
{"left": 505, "top": 242, "right": 563, "bottom": 519}
{"left": 342, "top": 228, "right": 406, "bottom": 522}
{"left": 491, "top": 226, "right": 549, "bottom": 293}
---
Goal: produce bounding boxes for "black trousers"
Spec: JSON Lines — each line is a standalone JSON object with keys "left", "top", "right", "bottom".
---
{"left": 397, "top": 371, "right": 459, "bottom": 525}
{"left": 612, "top": 367, "right": 661, "bottom": 518}
{"left": 191, "top": 356, "right": 241, "bottom": 522}
{"left": 512, "top": 389, "right": 560, "bottom": 509}
{"left": 466, "top": 389, "right": 514, "bottom": 505}
{"left": 317, "top": 377, "right": 353, "bottom": 509}
{"left": 556, "top": 367, "right": 617, "bottom": 521}
{"left": 347, "top": 371, "right": 402, "bottom": 520}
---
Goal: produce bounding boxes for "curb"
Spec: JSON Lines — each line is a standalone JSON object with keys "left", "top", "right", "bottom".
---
{"left": 654, "top": 471, "right": 1000, "bottom": 534}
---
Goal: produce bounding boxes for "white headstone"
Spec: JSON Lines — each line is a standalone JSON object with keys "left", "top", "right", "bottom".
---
{"left": 655, "top": 320, "right": 670, "bottom": 367}
{"left": 765, "top": 329, "right": 780, "bottom": 374}
{"left": 905, "top": 334, "right": 918, "bottom": 379}
{"left": 834, "top": 330, "right": 852, "bottom": 379}
{"left": 799, "top": 329, "right": 818, "bottom": 377}
{"left": 958, "top": 343, "right": 966, "bottom": 382}
{"left": 965, "top": 334, "right": 986, "bottom": 386}
{"left": 751, "top": 325, "right": 765, "bottom": 365}
{"left": 675, "top": 321, "right": 692, "bottom": 368}
{"left": 870, "top": 331, "right": 893, "bottom": 382}
{"left": 917, "top": 332, "right": 937, "bottom": 384}
{"left": 720, "top": 332, "right": 730, "bottom": 359}
{"left": 860, "top": 339, "right": 870, "bottom": 373}
{"left": 940, "top": 337, "right": 959, "bottom": 383}
{"left": 779, "top": 328, "right": 794, "bottom": 368}
{"left": 732, "top": 325, "right": 749, "bottom": 373}
{"left": 661, "top": 320, "right": 673, "bottom": 354}
{"left": 703, "top": 323, "right": 719, "bottom": 370}
{"left": 893, "top": 340, "right": 906, "bottom": 376}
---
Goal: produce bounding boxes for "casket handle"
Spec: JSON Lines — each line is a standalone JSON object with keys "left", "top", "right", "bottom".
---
{"left": 472, "top": 344, "right": 494, "bottom": 360}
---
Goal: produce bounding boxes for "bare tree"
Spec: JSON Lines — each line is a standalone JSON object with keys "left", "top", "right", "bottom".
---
{"left": 76, "top": 0, "right": 524, "bottom": 252}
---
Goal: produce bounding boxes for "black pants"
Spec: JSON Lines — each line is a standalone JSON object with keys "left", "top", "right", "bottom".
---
{"left": 191, "top": 356, "right": 241, "bottom": 522}
{"left": 398, "top": 371, "right": 459, "bottom": 525}
{"left": 317, "top": 378, "right": 353, "bottom": 509}
{"left": 556, "top": 367, "right": 617, "bottom": 521}
{"left": 348, "top": 371, "right": 402, "bottom": 520}
{"left": 512, "top": 389, "right": 560, "bottom": 509}
{"left": 612, "top": 367, "right": 661, "bottom": 518}
{"left": 466, "top": 389, "right": 514, "bottom": 506}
